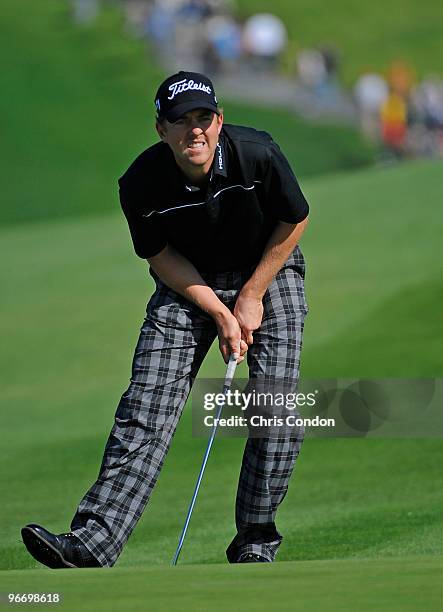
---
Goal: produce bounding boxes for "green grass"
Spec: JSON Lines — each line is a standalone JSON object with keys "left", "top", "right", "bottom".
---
{"left": 0, "top": 0, "right": 374, "bottom": 226}
{"left": 0, "top": 0, "right": 163, "bottom": 226}
{"left": 1, "top": 2, "right": 442, "bottom": 609}
{"left": 2, "top": 557, "right": 442, "bottom": 611}
{"left": 235, "top": 0, "right": 443, "bottom": 84}
{"left": 1, "top": 162, "right": 442, "bottom": 597}
{"left": 300, "top": 159, "right": 443, "bottom": 376}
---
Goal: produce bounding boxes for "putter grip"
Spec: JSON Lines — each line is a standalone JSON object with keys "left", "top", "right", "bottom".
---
{"left": 224, "top": 353, "right": 237, "bottom": 388}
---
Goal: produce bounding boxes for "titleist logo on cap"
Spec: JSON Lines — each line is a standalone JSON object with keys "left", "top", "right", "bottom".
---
{"left": 154, "top": 71, "right": 219, "bottom": 122}
{"left": 168, "top": 79, "right": 212, "bottom": 100}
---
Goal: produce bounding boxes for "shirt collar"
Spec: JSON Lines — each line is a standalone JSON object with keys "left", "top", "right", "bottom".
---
{"left": 182, "top": 137, "right": 227, "bottom": 194}
{"left": 168, "top": 132, "right": 228, "bottom": 197}
{"left": 213, "top": 135, "right": 228, "bottom": 178}
{"left": 184, "top": 136, "right": 228, "bottom": 188}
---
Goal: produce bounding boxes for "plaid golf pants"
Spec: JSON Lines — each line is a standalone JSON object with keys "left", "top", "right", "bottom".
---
{"left": 70, "top": 247, "right": 308, "bottom": 566}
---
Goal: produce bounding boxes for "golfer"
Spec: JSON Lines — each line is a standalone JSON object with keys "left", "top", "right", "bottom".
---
{"left": 21, "top": 71, "right": 309, "bottom": 567}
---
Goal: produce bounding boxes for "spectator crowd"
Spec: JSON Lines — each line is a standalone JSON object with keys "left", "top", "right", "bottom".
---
{"left": 120, "top": 0, "right": 290, "bottom": 76}
{"left": 354, "top": 64, "right": 443, "bottom": 160}
{"left": 71, "top": 0, "right": 443, "bottom": 162}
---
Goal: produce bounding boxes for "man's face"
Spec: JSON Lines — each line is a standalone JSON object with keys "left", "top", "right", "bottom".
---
{"left": 156, "top": 108, "right": 223, "bottom": 180}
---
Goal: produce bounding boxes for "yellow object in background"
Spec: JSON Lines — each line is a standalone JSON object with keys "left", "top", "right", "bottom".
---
{"left": 388, "top": 61, "right": 415, "bottom": 97}
{"left": 380, "top": 93, "right": 407, "bottom": 123}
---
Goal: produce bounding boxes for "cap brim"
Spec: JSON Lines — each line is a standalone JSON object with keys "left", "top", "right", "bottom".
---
{"left": 166, "top": 101, "right": 220, "bottom": 123}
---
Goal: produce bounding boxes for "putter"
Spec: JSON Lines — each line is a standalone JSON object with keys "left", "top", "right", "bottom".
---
{"left": 171, "top": 351, "right": 238, "bottom": 565}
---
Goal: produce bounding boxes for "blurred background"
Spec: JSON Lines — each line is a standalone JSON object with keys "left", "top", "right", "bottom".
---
{"left": 1, "top": 0, "right": 442, "bottom": 594}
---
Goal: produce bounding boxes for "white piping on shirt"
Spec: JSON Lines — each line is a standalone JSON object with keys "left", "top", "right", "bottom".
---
{"left": 142, "top": 183, "right": 258, "bottom": 219}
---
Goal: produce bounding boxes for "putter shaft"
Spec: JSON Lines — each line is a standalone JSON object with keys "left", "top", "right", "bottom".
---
{"left": 172, "top": 353, "right": 238, "bottom": 565}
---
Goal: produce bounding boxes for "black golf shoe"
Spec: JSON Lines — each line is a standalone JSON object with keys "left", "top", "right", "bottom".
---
{"left": 21, "top": 524, "right": 101, "bottom": 569}
{"left": 238, "top": 553, "right": 270, "bottom": 563}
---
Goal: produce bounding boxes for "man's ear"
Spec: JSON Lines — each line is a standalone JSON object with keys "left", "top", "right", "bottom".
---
{"left": 217, "top": 113, "right": 224, "bottom": 135}
{"left": 156, "top": 121, "right": 167, "bottom": 141}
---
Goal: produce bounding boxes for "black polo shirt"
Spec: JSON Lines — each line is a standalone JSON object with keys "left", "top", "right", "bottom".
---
{"left": 119, "top": 124, "right": 309, "bottom": 272}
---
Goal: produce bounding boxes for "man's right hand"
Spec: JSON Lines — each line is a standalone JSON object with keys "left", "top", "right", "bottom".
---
{"left": 214, "top": 309, "right": 248, "bottom": 364}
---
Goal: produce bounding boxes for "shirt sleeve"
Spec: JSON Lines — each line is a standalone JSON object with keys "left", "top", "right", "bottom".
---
{"left": 265, "top": 140, "right": 309, "bottom": 223}
{"left": 119, "top": 183, "right": 168, "bottom": 259}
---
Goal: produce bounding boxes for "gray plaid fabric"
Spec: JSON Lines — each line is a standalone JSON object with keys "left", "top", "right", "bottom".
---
{"left": 70, "top": 247, "right": 308, "bottom": 566}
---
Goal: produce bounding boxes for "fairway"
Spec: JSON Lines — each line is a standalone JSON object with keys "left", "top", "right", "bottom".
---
{"left": 2, "top": 557, "right": 442, "bottom": 611}
{"left": 1, "top": 160, "right": 442, "bottom": 610}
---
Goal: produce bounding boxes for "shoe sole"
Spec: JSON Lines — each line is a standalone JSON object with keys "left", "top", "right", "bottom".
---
{"left": 21, "top": 526, "right": 77, "bottom": 569}
{"left": 237, "top": 554, "right": 270, "bottom": 563}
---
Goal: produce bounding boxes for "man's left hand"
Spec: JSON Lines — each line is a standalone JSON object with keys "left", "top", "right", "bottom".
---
{"left": 233, "top": 293, "right": 264, "bottom": 346}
